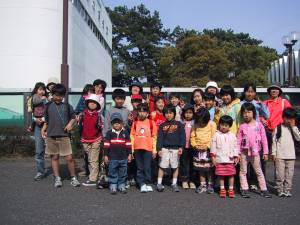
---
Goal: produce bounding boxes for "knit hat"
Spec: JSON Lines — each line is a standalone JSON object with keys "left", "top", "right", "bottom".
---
{"left": 110, "top": 112, "right": 123, "bottom": 123}
{"left": 267, "top": 82, "right": 282, "bottom": 96}
{"left": 85, "top": 94, "right": 101, "bottom": 110}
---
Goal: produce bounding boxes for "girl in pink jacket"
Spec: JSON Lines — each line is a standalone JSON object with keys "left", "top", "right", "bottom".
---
{"left": 237, "top": 103, "right": 271, "bottom": 198}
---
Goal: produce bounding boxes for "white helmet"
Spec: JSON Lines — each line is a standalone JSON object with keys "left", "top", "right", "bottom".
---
{"left": 85, "top": 94, "right": 101, "bottom": 110}
{"left": 206, "top": 81, "right": 219, "bottom": 89}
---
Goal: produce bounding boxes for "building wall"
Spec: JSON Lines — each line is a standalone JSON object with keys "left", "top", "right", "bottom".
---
{"left": 68, "top": 0, "right": 112, "bottom": 88}
{"left": 0, "top": 0, "right": 63, "bottom": 89}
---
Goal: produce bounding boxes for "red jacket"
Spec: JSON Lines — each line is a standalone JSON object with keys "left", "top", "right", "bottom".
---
{"left": 81, "top": 109, "right": 102, "bottom": 142}
{"left": 263, "top": 97, "right": 291, "bottom": 130}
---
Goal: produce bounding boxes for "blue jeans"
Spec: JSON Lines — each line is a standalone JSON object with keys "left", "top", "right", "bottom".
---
{"left": 34, "top": 124, "right": 45, "bottom": 174}
{"left": 108, "top": 159, "right": 128, "bottom": 189}
{"left": 134, "top": 150, "right": 152, "bottom": 187}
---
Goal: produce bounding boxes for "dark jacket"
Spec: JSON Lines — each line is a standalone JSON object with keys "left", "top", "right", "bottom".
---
{"left": 157, "top": 119, "right": 186, "bottom": 151}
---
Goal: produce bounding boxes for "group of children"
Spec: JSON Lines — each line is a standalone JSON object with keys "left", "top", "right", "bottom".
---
{"left": 30, "top": 79, "right": 299, "bottom": 198}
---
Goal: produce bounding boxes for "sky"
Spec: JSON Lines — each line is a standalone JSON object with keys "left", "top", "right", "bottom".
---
{"left": 104, "top": 0, "right": 300, "bottom": 53}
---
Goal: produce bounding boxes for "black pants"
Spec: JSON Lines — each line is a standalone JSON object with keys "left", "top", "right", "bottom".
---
{"left": 134, "top": 150, "right": 152, "bottom": 187}
{"left": 180, "top": 148, "right": 195, "bottom": 182}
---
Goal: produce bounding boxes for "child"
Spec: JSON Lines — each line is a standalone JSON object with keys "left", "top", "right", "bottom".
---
{"left": 151, "top": 96, "right": 166, "bottom": 127}
{"left": 190, "top": 88, "right": 205, "bottom": 113}
{"left": 237, "top": 103, "right": 271, "bottom": 198}
{"left": 124, "top": 82, "right": 144, "bottom": 111}
{"left": 204, "top": 92, "right": 216, "bottom": 121}
{"left": 46, "top": 77, "right": 58, "bottom": 101}
{"left": 180, "top": 104, "right": 196, "bottom": 189}
{"left": 103, "top": 89, "right": 130, "bottom": 136}
{"left": 93, "top": 79, "right": 106, "bottom": 115}
{"left": 148, "top": 82, "right": 165, "bottom": 113}
{"left": 211, "top": 115, "right": 239, "bottom": 198}
{"left": 31, "top": 82, "right": 47, "bottom": 181}
{"left": 190, "top": 108, "right": 217, "bottom": 194}
{"left": 104, "top": 113, "right": 132, "bottom": 194}
{"left": 156, "top": 104, "right": 186, "bottom": 192}
{"left": 75, "top": 84, "right": 95, "bottom": 116}
{"left": 272, "top": 108, "right": 300, "bottom": 197}
{"left": 79, "top": 94, "right": 103, "bottom": 186}
{"left": 205, "top": 81, "right": 222, "bottom": 106}
{"left": 41, "top": 84, "right": 80, "bottom": 188}
{"left": 216, "top": 85, "right": 241, "bottom": 134}
{"left": 131, "top": 103, "right": 157, "bottom": 192}
{"left": 169, "top": 93, "right": 182, "bottom": 121}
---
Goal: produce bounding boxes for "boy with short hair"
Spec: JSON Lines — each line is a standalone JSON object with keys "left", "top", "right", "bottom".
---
{"left": 156, "top": 104, "right": 186, "bottom": 192}
{"left": 169, "top": 93, "right": 182, "bottom": 122}
{"left": 272, "top": 107, "right": 300, "bottom": 197}
{"left": 204, "top": 92, "right": 216, "bottom": 121}
{"left": 104, "top": 113, "right": 132, "bottom": 194}
{"left": 41, "top": 84, "right": 80, "bottom": 188}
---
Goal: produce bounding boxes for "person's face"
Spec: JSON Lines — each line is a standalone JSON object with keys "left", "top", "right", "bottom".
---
{"left": 207, "top": 87, "right": 217, "bottom": 95}
{"left": 114, "top": 97, "right": 125, "bottom": 107}
{"left": 131, "top": 86, "right": 141, "bottom": 95}
{"left": 165, "top": 111, "right": 175, "bottom": 121}
{"left": 170, "top": 97, "right": 179, "bottom": 107}
{"left": 243, "top": 109, "right": 254, "bottom": 123}
{"left": 270, "top": 88, "right": 280, "bottom": 99}
{"left": 88, "top": 102, "right": 98, "bottom": 111}
{"left": 94, "top": 84, "right": 104, "bottom": 94}
{"left": 37, "top": 87, "right": 45, "bottom": 96}
{"left": 193, "top": 91, "right": 203, "bottom": 105}
{"left": 155, "top": 99, "right": 165, "bottom": 111}
{"left": 283, "top": 117, "right": 296, "bottom": 126}
{"left": 184, "top": 109, "right": 194, "bottom": 121}
{"left": 48, "top": 84, "right": 55, "bottom": 91}
{"left": 245, "top": 87, "right": 256, "bottom": 101}
{"left": 112, "top": 121, "right": 123, "bottom": 131}
{"left": 221, "top": 94, "right": 232, "bottom": 105}
{"left": 138, "top": 111, "right": 149, "bottom": 120}
{"left": 205, "top": 99, "right": 214, "bottom": 109}
{"left": 151, "top": 87, "right": 160, "bottom": 96}
{"left": 52, "top": 94, "right": 64, "bottom": 103}
{"left": 132, "top": 100, "right": 141, "bottom": 109}
{"left": 219, "top": 123, "right": 230, "bottom": 133}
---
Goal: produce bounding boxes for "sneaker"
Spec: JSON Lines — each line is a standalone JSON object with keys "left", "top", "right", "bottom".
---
{"left": 82, "top": 180, "right": 96, "bottom": 187}
{"left": 207, "top": 184, "right": 214, "bottom": 194}
{"left": 261, "top": 190, "right": 272, "bottom": 198}
{"left": 228, "top": 189, "right": 235, "bottom": 198}
{"left": 285, "top": 190, "right": 292, "bottom": 197}
{"left": 171, "top": 184, "right": 180, "bottom": 192}
{"left": 119, "top": 187, "right": 127, "bottom": 194}
{"left": 70, "top": 177, "right": 80, "bottom": 187}
{"left": 140, "top": 184, "right": 148, "bottom": 193}
{"left": 278, "top": 192, "right": 286, "bottom": 197}
{"left": 240, "top": 190, "right": 250, "bottom": 198}
{"left": 146, "top": 185, "right": 153, "bottom": 192}
{"left": 125, "top": 180, "right": 130, "bottom": 189}
{"left": 250, "top": 184, "right": 258, "bottom": 192}
{"left": 182, "top": 182, "right": 189, "bottom": 189}
{"left": 189, "top": 182, "right": 196, "bottom": 189}
{"left": 219, "top": 189, "right": 226, "bottom": 198}
{"left": 110, "top": 187, "right": 117, "bottom": 195}
{"left": 54, "top": 176, "right": 62, "bottom": 188}
{"left": 34, "top": 172, "right": 44, "bottom": 181}
{"left": 129, "top": 178, "right": 136, "bottom": 186}
{"left": 196, "top": 185, "right": 207, "bottom": 194}
{"left": 156, "top": 183, "right": 165, "bottom": 192}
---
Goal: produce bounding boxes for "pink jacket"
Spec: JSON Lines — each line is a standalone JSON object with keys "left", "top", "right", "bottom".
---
{"left": 263, "top": 97, "right": 291, "bottom": 130}
{"left": 237, "top": 121, "right": 268, "bottom": 156}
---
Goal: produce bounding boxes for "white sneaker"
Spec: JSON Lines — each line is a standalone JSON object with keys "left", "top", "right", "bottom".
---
{"left": 146, "top": 185, "right": 153, "bottom": 192}
{"left": 70, "top": 177, "right": 80, "bottom": 187}
{"left": 54, "top": 176, "right": 62, "bottom": 188}
{"left": 140, "top": 184, "right": 148, "bottom": 193}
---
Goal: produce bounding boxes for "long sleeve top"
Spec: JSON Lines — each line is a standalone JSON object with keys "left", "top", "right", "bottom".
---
{"left": 237, "top": 121, "right": 268, "bottom": 156}
{"left": 240, "top": 99, "right": 269, "bottom": 121}
{"left": 190, "top": 121, "right": 217, "bottom": 149}
{"left": 272, "top": 125, "right": 300, "bottom": 159}
{"left": 210, "top": 130, "right": 239, "bottom": 163}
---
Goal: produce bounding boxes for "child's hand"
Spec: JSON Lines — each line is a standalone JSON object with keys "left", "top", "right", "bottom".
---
{"left": 104, "top": 156, "right": 109, "bottom": 164}
{"left": 64, "top": 123, "right": 73, "bottom": 133}
{"left": 75, "top": 115, "right": 80, "bottom": 122}
{"left": 288, "top": 119, "right": 296, "bottom": 127}
{"left": 211, "top": 157, "right": 217, "bottom": 166}
{"left": 272, "top": 155, "right": 276, "bottom": 161}
{"left": 263, "top": 154, "right": 269, "bottom": 161}
{"left": 128, "top": 155, "right": 132, "bottom": 163}
{"left": 178, "top": 148, "right": 183, "bottom": 155}
{"left": 158, "top": 151, "right": 163, "bottom": 157}
{"left": 234, "top": 157, "right": 239, "bottom": 165}
{"left": 41, "top": 130, "right": 47, "bottom": 139}
{"left": 152, "top": 152, "right": 157, "bottom": 159}
{"left": 128, "top": 113, "right": 133, "bottom": 121}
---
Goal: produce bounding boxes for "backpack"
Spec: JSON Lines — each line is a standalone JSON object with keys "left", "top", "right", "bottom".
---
{"left": 275, "top": 124, "right": 300, "bottom": 144}
{"left": 133, "top": 119, "right": 154, "bottom": 136}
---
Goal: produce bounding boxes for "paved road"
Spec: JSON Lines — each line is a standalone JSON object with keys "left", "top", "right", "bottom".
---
{"left": 0, "top": 157, "right": 299, "bottom": 225}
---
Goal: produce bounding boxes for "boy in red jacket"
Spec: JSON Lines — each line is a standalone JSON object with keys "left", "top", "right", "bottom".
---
{"left": 80, "top": 94, "right": 103, "bottom": 187}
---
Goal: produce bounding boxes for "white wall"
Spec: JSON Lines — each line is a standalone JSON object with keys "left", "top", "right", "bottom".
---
{"left": 68, "top": 1, "right": 112, "bottom": 88}
{"left": 0, "top": 0, "right": 63, "bottom": 89}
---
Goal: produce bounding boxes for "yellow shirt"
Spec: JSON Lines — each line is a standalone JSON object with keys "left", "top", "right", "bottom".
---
{"left": 190, "top": 121, "right": 217, "bottom": 149}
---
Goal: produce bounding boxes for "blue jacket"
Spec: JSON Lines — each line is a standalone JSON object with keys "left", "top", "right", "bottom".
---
{"left": 240, "top": 99, "right": 269, "bottom": 121}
